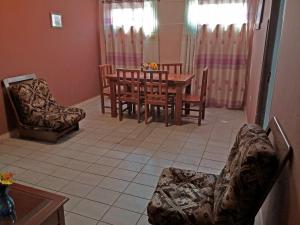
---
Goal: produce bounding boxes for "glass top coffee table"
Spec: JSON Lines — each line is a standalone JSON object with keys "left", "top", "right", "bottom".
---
{"left": 0, "top": 183, "right": 68, "bottom": 225}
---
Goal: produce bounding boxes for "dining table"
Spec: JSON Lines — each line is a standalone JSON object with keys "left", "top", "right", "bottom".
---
{"left": 105, "top": 73, "right": 195, "bottom": 125}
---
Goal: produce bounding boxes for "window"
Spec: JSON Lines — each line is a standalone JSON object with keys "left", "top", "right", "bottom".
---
{"left": 187, "top": 0, "right": 247, "bottom": 29}
{"left": 110, "top": 2, "right": 157, "bottom": 36}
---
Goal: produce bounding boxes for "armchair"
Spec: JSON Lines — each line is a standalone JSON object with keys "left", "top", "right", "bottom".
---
{"left": 147, "top": 117, "right": 292, "bottom": 225}
{"left": 2, "top": 74, "right": 86, "bottom": 142}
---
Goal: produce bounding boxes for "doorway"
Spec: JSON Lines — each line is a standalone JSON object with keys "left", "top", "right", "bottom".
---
{"left": 255, "top": 0, "right": 286, "bottom": 127}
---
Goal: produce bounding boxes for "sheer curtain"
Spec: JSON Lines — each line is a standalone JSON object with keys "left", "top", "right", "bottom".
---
{"left": 181, "top": 0, "right": 248, "bottom": 109}
{"left": 102, "top": 0, "right": 158, "bottom": 69}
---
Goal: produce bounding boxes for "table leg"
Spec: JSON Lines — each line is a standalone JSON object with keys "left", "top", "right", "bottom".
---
{"left": 58, "top": 206, "right": 66, "bottom": 225}
{"left": 175, "top": 85, "right": 183, "bottom": 125}
{"left": 185, "top": 83, "right": 191, "bottom": 115}
{"left": 109, "top": 80, "right": 117, "bottom": 117}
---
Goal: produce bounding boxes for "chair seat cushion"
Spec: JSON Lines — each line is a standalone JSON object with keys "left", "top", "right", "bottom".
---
{"left": 26, "top": 106, "right": 86, "bottom": 131}
{"left": 104, "top": 86, "right": 124, "bottom": 96}
{"left": 182, "top": 94, "right": 201, "bottom": 103}
{"left": 147, "top": 167, "right": 217, "bottom": 225}
{"left": 119, "top": 92, "right": 140, "bottom": 103}
{"left": 103, "top": 87, "right": 111, "bottom": 95}
{"left": 167, "top": 87, "right": 176, "bottom": 94}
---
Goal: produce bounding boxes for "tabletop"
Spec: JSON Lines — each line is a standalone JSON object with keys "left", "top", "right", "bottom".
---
{"left": 0, "top": 183, "right": 68, "bottom": 225}
{"left": 105, "top": 73, "right": 195, "bottom": 84}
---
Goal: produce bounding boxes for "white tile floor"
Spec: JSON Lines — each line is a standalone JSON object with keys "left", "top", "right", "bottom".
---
{"left": 0, "top": 96, "right": 245, "bottom": 225}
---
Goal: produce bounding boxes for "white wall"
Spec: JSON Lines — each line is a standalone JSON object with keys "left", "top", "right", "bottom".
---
{"left": 158, "top": 0, "right": 185, "bottom": 63}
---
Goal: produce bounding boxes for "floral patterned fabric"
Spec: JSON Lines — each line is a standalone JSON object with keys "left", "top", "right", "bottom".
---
{"left": 147, "top": 168, "right": 217, "bottom": 225}
{"left": 147, "top": 124, "right": 279, "bottom": 225}
{"left": 10, "top": 78, "right": 85, "bottom": 131}
{"left": 213, "top": 124, "right": 278, "bottom": 225}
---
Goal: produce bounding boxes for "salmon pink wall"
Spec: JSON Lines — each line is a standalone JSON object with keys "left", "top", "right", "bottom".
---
{"left": 246, "top": 0, "right": 300, "bottom": 223}
{"left": 0, "top": 0, "right": 100, "bottom": 135}
{"left": 261, "top": 0, "right": 300, "bottom": 224}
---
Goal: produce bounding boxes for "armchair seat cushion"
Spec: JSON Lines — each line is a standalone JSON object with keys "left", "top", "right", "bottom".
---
{"left": 27, "top": 106, "right": 85, "bottom": 131}
{"left": 147, "top": 167, "right": 217, "bottom": 225}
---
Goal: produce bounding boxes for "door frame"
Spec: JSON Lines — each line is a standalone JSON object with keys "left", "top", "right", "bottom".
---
{"left": 255, "top": 0, "right": 284, "bottom": 126}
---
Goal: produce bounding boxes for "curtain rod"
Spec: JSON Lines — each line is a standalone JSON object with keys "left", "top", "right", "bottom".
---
{"left": 102, "top": 0, "right": 160, "bottom": 3}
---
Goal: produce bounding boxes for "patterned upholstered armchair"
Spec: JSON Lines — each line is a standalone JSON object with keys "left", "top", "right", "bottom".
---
{"left": 2, "top": 74, "right": 86, "bottom": 142}
{"left": 147, "top": 117, "right": 292, "bottom": 225}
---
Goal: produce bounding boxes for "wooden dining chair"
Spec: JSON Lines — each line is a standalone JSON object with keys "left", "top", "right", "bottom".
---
{"left": 143, "top": 70, "right": 170, "bottom": 127}
{"left": 117, "top": 68, "right": 143, "bottom": 123}
{"left": 161, "top": 63, "right": 183, "bottom": 117}
{"left": 181, "top": 67, "right": 208, "bottom": 125}
{"left": 99, "top": 64, "right": 114, "bottom": 114}
{"left": 161, "top": 63, "right": 183, "bottom": 94}
{"left": 161, "top": 63, "right": 183, "bottom": 74}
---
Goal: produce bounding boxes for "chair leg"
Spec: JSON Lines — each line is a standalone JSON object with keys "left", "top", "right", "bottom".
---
{"left": 198, "top": 106, "right": 202, "bottom": 126}
{"left": 101, "top": 95, "right": 105, "bottom": 114}
{"left": 145, "top": 104, "right": 149, "bottom": 124}
{"left": 202, "top": 104, "right": 205, "bottom": 120}
{"left": 133, "top": 104, "right": 136, "bottom": 114}
{"left": 171, "top": 97, "right": 175, "bottom": 119}
{"left": 165, "top": 105, "right": 168, "bottom": 127}
{"left": 150, "top": 106, "right": 155, "bottom": 118}
{"left": 119, "top": 101, "right": 123, "bottom": 121}
{"left": 137, "top": 102, "right": 141, "bottom": 123}
{"left": 128, "top": 103, "right": 132, "bottom": 115}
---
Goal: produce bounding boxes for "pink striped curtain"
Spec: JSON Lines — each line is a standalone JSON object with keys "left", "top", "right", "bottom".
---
{"left": 182, "top": 0, "right": 249, "bottom": 109}
{"left": 104, "top": 26, "right": 144, "bottom": 69}
{"left": 102, "top": 0, "right": 159, "bottom": 69}
{"left": 103, "top": 1, "right": 144, "bottom": 69}
{"left": 194, "top": 24, "right": 248, "bottom": 109}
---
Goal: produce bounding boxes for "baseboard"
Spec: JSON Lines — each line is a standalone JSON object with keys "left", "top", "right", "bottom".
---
{"left": 0, "top": 131, "right": 12, "bottom": 141}
{"left": 0, "top": 129, "right": 20, "bottom": 141}
{"left": 72, "top": 95, "right": 100, "bottom": 108}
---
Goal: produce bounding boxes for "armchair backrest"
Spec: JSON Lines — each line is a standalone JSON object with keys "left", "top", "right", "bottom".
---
{"left": 2, "top": 75, "right": 57, "bottom": 125}
{"left": 213, "top": 117, "right": 292, "bottom": 225}
{"left": 2, "top": 74, "right": 37, "bottom": 126}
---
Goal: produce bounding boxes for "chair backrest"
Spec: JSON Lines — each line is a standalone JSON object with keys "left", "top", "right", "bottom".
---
{"left": 7, "top": 77, "right": 58, "bottom": 126}
{"left": 99, "top": 64, "right": 113, "bottom": 92}
{"left": 213, "top": 117, "right": 292, "bottom": 225}
{"left": 116, "top": 68, "right": 141, "bottom": 99}
{"left": 143, "top": 70, "right": 169, "bottom": 104}
{"left": 200, "top": 67, "right": 208, "bottom": 105}
{"left": 2, "top": 74, "right": 37, "bottom": 126}
{"left": 161, "top": 63, "right": 182, "bottom": 74}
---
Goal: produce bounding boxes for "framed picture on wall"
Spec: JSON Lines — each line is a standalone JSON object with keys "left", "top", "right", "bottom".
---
{"left": 50, "top": 12, "right": 63, "bottom": 28}
{"left": 255, "top": 0, "right": 265, "bottom": 30}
